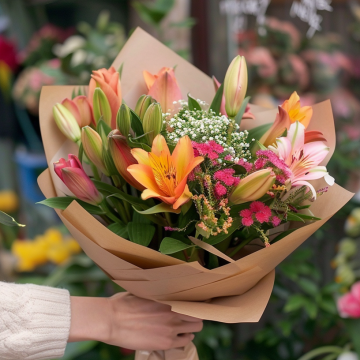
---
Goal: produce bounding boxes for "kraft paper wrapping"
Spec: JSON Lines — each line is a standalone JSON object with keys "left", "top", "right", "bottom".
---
{"left": 38, "top": 28, "right": 353, "bottom": 360}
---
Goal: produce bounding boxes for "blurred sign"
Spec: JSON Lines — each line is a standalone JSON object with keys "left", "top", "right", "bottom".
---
{"left": 290, "top": 0, "right": 333, "bottom": 38}
{"left": 219, "top": 0, "right": 271, "bottom": 35}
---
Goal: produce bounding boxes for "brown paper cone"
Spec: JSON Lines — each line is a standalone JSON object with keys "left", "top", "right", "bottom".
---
{"left": 135, "top": 343, "right": 199, "bottom": 360}
{"left": 38, "top": 28, "right": 353, "bottom": 360}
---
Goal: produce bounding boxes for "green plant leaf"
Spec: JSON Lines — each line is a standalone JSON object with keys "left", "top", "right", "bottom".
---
{"left": 284, "top": 294, "right": 307, "bottom": 312}
{"left": 97, "top": 119, "right": 112, "bottom": 143}
{"left": 130, "top": 109, "right": 144, "bottom": 136}
{"left": 127, "top": 222, "right": 155, "bottom": 246}
{"left": 234, "top": 96, "right": 251, "bottom": 126}
{"left": 108, "top": 222, "right": 129, "bottom": 239}
{"left": 0, "top": 211, "right": 25, "bottom": 227}
{"left": 134, "top": 202, "right": 181, "bottom": 215}
{"left": 108, "top": 192, "right": 151, "bottom": 209}
{"left": 159, "top": 237, "right": 195, "bottom": 254}
{"left": 247, "top": 123, "right": 272, "bottom": 142}
{"left": 187, "top": 93, "right": 202, "bottom": 111}
{"left": 209, "top": 82, "right": 224, "bottom": 115}
{"left": 271, "top": 229, "right": 296, "bottom": 244}
{"left": 170, "top": 18, "right": 196, "bottom": 28}
{"left": 78, "top": 142, "right": 84, "bottom": 164}
{"left": 298, "top": 278, "right": 318, "bottom": 296}
{"left": 286, "top": 212, "right": 306, "bottom": 222}
{"left": 37, "top": 197, "right": 105, "bottom": 215}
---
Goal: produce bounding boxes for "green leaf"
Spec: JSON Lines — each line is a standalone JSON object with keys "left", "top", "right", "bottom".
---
{"left": 284, "top": 294, "right": 307, "bottom": 313}
{"left": 127, "top": 222, "right": 155, "bottom": 246}
{"left": 97, "top": 119, "right": 112, "bottom": 143}
{"left": 134, "top": 202, "right": 181, "bottom": 215}
{"left": 133, "top": 210, "right": 152, "bottom": 224}
{"left": 130, "top": 109, "right": 144, "bottom": 137}
{"left": 271, "top": 229, "right": 296, "bottom": 244}
{"left": 303, "top": 300, "right": 318, "bottom": 319}
{"left": 108, "top": 222, "right": 129, "bottom": 239}
{"left": 234, "top": 96, "right": 251, "bottom": 126}
{"left": 298, "top": 278, "right": 318, "bottom": 296}
{"left": 128, "top": 136, "right": 152, "bottom": 152}
{"left": 118, "top": 62, "right": 124, "bottom": 79}
{"left": 209, "top": 82, "right": 224, "bottom": 115}
{"left": 0, "top": 211, "right": 25, "bottom": 227}
{"left": 247, "top": 123, "right": 272, "bottom": 142}
{"left": 132, "top": 0, "right": 175, "bottom": 26}
{"left": 170, "top": 18, "right": 196, "bottom": 28}
{"left": 287, "top": 212, "right": 305, "bottom": 222}
{"left": 37, "top": 197, "right": 105, "bottom": 215}
{"left": 256, "top": 140, "right": 267, "bottom": 150}
{"left": 187, "top": 93, "right": 202, "bottom": 111}
{"left": 92, "top": 179, "right": 122, "bottom": 196}
{"left": 78, "top": 142, "right": 84, "bottom": 164}
{"left": 159, "top": 237, "right": 195, "bottom": 254}
{"left": 207, "top": 218, "right": 243, "bottom": 245}
{"left": 108, "top": 192, "right": 151, "bottom": 209}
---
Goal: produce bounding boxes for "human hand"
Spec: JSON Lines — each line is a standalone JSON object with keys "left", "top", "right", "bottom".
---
{"left": 69, "top": 292, "right": 203, "bottom": 351}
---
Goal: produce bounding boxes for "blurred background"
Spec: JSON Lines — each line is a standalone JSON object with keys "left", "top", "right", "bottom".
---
{"left": 1, "top": 0, "right": 360, "bottom": 359}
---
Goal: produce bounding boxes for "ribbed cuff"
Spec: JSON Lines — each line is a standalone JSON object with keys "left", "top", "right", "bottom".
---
{"left": 20, "top": 284, "right": 71, "bottom": 360}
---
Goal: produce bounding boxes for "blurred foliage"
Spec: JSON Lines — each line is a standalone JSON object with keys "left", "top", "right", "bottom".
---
{"left": 132, "top": 0, "right": 195, "bottom": 59}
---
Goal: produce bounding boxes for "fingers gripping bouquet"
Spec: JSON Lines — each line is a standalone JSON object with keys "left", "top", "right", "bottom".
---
{"left": 38, "top": 28, "right": 353, "bottom": 360}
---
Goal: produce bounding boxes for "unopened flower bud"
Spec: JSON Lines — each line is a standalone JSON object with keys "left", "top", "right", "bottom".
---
{"left": 53, "top": 103, "right": 81, "bottom": 143}
{"left": 116, "top": 104, "right": 131, "bottom": 136}
{"left": 93, "top": 88, "right": 112, "bottom": 127}
{"left": 135, "top": 95, "right": 154, "bottom": 121}
{"left": 142, "top": 103, "right": 163, "bottom": 145}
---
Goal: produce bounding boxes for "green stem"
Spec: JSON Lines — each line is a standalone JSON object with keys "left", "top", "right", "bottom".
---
{"left": 100, "top": 200, "right": 122, "bottom": 223}
{"left": 111, "top": 175, "right": 122, "bottom": 188}
{"left": 226, "top": 117, "right": 235, "bottom": 145}
{"left": 229, "top": 236, "right": 256, "bottom": 258}
{"left": 90, "top": 163, "right": 101, "bottom": 181}
{"left": 165, "top": 212, "right": 173, "bottom": 227}
{"left": 297, "top": 347, "right": 343, "bottom": 360}
{"left": 113, "top": 200, "right": 129, "bottom": 223}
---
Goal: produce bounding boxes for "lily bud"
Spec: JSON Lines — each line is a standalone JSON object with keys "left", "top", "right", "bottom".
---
{"left": 116, "top": 104, "right": 131, "bottom": 136}
{"left": 143, "top": 103, "right": 163, "bottom": 145}
{"left": 229, "top": 169, "right": 275, "bottom": 205}
{"left": 54, "top": 154, "right": 103, "bottom": 205}
{"left": 53, "top": 103, "right": 81, "bottom": 143}
{"left": 135, "top": 95, "right": 154, "bottom": 121}
{"left": 224, "top": 55, "right": 248, "bottom": 118}
{"left": 108, "top": 133, "right": 144, "bottom": 191}
{"left": 93, "top": 88, "right": 112, "bottom": 127}
{"left": 81, "top": 126, "right": 108, "bottom": 176}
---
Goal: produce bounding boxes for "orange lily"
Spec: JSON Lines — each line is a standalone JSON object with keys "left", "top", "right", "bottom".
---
{"left": 258, "top": 106, "right": 291, "bottom": 148}
{"left": 128, "top": 135, "right": 204, "bottom": 210}
{"left": 88, "top": 67, "right": 122, "bottom": 129}
{"left": 281, "top": 91, "right": 313, "bottom": 129}
{"left": 143, "top": 67, "right": 182, "bottom": 113}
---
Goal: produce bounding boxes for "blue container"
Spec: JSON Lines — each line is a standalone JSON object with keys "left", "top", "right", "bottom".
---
{"left": 15, "top": 149, "right": 48, "bottom": 203}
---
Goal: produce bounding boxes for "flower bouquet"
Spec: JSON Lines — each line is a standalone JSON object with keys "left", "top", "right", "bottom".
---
{"left": 37, "top": 28, "right": 353, "bottom": 360}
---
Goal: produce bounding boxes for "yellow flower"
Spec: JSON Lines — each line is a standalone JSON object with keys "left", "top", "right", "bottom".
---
{"left": 0, "top": 190, "right": 19, "bottom": 213}
{"left": 47, "top": 245, "right": 71, "bottom": 265}
{"left": 281, "top": 91, "right": 313, "bottom": 129}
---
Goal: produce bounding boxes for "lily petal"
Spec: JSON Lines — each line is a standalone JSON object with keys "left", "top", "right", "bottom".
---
{"left": 131, "top": 148, "right": 150, "bottom": 166}
{"left": 173, "top": 184, "right": 192, "bottom": 209}
{"left": 151, "top": 135, "right": 171, "bottom": 158}
{"left": 127, "top": 164, "right": 166, "bottom": 196}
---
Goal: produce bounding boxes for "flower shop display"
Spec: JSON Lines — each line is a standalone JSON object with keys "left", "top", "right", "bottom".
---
{"left": 36, "top": 28, "right": 353, "bottom": 360}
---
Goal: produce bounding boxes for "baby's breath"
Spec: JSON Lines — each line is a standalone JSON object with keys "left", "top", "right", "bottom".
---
{"left": 166, "top": 103, "right": 253, "bottom": 161}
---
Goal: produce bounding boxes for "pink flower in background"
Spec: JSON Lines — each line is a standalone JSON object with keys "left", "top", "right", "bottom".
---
{"left": 245, "top": 47, "right": 278, "bottom": 79}
{"left": 265, "top": 17, "right": 301, "bottom": 50}
{"left": 337, "top": 282, "right": 360, "bottom": 318}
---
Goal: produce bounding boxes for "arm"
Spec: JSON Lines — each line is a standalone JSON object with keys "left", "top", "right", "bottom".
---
{"left": 69, "top": 292, "right": 203, "bottom": 351}
{"left": 0, "top": 282, "right": 71, "bottom": 360}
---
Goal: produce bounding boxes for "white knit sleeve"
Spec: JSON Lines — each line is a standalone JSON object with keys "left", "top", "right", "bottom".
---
{"left": 0, "top": 282, "right": 71, "bottom": 360}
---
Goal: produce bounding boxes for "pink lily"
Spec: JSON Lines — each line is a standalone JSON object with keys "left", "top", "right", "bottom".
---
{"left": 54, "top": 154, "right": 103, "bottom": 205}
{"left": 143, "top": 67, "right": 182, "bottom": 113}
{"left": 269, "top": 121, "right": 334, "bottom": 198}
{"left": 62, "top": 96, "right": 94, "bottom": 128}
